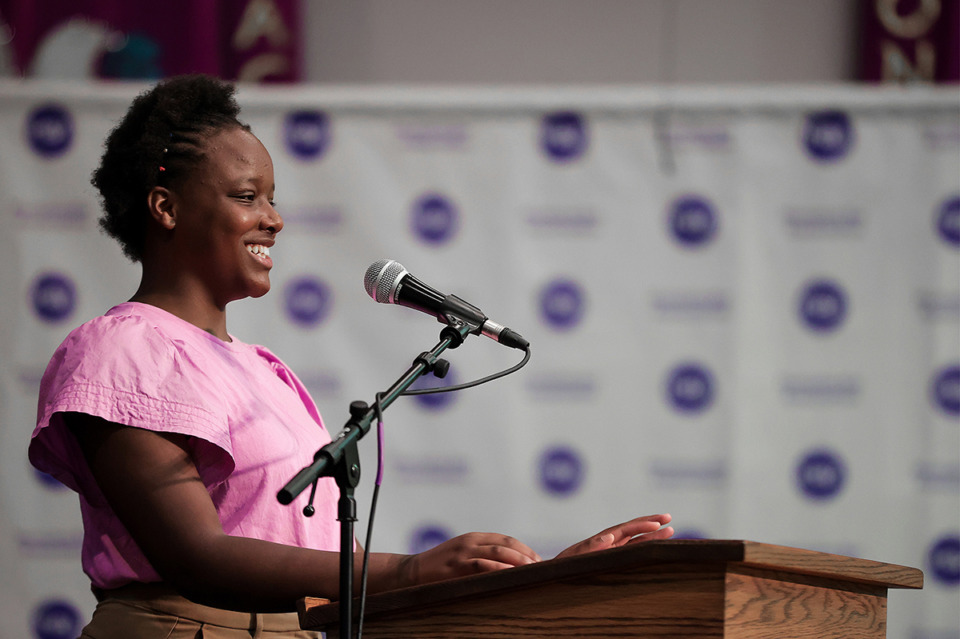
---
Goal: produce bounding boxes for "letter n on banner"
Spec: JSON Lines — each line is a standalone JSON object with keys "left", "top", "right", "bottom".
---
{"left": 859, "top": 0, "right": 960, "bottom": 83}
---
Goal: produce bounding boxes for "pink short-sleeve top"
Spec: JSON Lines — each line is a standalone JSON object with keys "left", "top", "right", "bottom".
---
{"left": 29, "top": 302, "right": 341, "bottom": 589}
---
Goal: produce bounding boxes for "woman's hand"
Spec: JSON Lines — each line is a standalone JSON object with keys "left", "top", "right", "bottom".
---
{"left": 554, "top": 513, "right": 674, "bottom": 560}
{"left": 398, "top": 532, "right": 542, "bottom": 588}
{"left": 396, "top": 514, "right": 673, "bottom": 588}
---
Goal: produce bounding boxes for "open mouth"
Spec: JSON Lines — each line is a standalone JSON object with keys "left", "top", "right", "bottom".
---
{"left": 246, "top": 243, "right": 273, "bottom": 265}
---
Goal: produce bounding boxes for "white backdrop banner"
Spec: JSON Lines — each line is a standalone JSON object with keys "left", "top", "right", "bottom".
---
{"left": 0, "top": 81, "right": 957, "bottom": 639}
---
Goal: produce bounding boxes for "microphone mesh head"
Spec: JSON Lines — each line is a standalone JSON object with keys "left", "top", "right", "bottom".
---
{"left": 364, "top": 259, "right": 406, "bottom": 303}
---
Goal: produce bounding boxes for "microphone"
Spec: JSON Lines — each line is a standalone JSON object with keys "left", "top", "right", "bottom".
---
{"left": 364, "top": 259, "right": 530, "bottom": 350}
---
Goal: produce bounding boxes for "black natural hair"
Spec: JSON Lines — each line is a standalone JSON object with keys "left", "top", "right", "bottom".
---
{"left": 91, "top": 74, "right": 251, "bottom": 262}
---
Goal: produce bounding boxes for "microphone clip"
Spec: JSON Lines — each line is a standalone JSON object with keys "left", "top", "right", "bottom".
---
{"left": 439, "top": 313, "right": 482, "bottom": 349}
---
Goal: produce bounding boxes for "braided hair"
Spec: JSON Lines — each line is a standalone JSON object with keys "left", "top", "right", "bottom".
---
{"left": 91, "top": 74, "right": 251, "bottom": 262}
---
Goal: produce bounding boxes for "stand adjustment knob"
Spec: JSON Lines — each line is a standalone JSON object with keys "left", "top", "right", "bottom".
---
{"left": 349, "top": 400, "right": 369, "bottom": 419}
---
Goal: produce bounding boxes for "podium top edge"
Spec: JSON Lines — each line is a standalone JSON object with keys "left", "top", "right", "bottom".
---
{"left": 299, "top": 539, "right": 923, "bottom": 628}
{"left": 735, "top": 539, "right": 923, "bottom": 589}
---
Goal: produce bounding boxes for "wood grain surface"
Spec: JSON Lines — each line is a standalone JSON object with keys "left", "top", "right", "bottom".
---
{"left": 299, "top": 539, "right": 922, "bottom": 638}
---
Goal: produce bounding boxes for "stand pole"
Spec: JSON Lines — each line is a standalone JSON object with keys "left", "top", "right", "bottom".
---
{"left": 333, "top": 420, "right": 362, "bottom": 639}
{"left": 279, "top": 322, "right": 474, "bottom": 639}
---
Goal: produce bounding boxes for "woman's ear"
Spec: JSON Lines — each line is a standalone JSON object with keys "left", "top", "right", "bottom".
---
{"left": 147, "top": 187, "right": 177, "bottom": 230}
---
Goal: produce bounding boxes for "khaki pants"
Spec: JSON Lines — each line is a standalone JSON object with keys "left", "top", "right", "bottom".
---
{"left": 79, "top": 583, "right": 321, "bottom": 639}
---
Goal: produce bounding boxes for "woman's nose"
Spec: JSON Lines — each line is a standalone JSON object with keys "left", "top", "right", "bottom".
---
{"left": 263, "top": 205, "right": 284, "bottom": 234}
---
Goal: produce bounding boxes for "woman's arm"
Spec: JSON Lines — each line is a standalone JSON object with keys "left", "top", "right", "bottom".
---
{"left": 66, "top": 413, "right": 540, "bottom": 611}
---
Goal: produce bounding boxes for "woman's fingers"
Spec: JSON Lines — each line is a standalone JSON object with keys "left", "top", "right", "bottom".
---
{"left": 555, "top": 514, "right": 674, "bottom": 559}
{"left": 410, "top": 532, "right": 542, "bottom": 585}
{"left": 600, "top": 513, "right": 673, "bottom": 545}
{"left": 625, "top": 525, "right": 675, "bottom": 545}
{"left": 409, "top": 516, "right": 676, "bottom": 586}
{"left": 459, "top": 536, "right": 541, "bottom": 569}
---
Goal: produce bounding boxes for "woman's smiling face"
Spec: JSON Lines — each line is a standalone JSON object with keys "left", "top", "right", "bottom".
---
{"left": 170, "top": 126, "right": 284, "bottom": 307}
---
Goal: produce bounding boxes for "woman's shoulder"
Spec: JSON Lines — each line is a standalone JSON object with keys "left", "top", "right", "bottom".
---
{"left": 55, "top": 303, "right": 167, "bottom": 356}
{"left": 45, "top": 303, "right": 214, "bottom": 388}
{"left": 63, "top": 302, "right": 208, "bottom": 352}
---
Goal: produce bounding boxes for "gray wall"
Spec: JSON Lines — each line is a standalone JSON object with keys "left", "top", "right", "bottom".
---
{"left": 303, "top": 0, "right": 861, "bottom": 84}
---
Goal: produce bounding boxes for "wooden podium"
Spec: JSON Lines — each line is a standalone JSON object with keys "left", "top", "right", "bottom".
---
{"left": 298, "top": 539, "right": 923, "bottom": 638}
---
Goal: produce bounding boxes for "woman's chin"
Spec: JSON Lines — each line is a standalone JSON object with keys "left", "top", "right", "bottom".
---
{"left": 235, "top": 278, "right": 272, "bottom": 302}
{"left": 248, "top": 285, "right": 271, "bottom": 300}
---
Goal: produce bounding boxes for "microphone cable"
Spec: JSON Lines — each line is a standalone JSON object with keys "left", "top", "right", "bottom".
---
{"left": 400, "top": 345, "right": 532, "bottom": 396}
{"left": 356, "top": 393, "right": 385, "bottom": 639}
{"left": 355, "top": 346, "right": 531, "bottom": 637}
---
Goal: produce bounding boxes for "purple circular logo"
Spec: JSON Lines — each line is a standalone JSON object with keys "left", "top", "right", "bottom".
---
{"left": 283, "top": 110, "right": 331, "bottom": 160}
{"left": 409, "top": 524, "right": 453, "bottom": 554}
{"left": 931, "top": 364, "right": 960, "bottom": 416}
{"left": 802, "top": 110, "right": 854, "bottom": 163}
{"left": 666, "top": 363, "right": 715, "bottom": 413}
{"left": 30, "top": 272, "right": 76, "bottom": 323}
{"left": 672, "top": 529, "right": 707, "bottom": 540}
{"left": 540, "top": 111, "right": 588, "bottom": 163}
{"left": 935, "top": 195, "right": 960, "bottom": 247}
{"left": 799, "top": 279, "right": 847, "bottom": 333}
{"left": 927, "top": 534, "right": 960, "bottom": 586}
{"left": 538, "top": 446, "right": 585, "bottom": 496}
{"left": 411, "top": 368, "right": 458, "bottom": 411}
{"left": 796, "top": 448, "right": 846, "bottom": 501}
{"left": 283, "top": 276, "right": 332, "bottom": 327}
{"left": 26, "top": 104, "right": 74, "bottom": 158}
{"left": 32, "top": 599, "right": 82, "bottom": 639}
{"left": 669, "top": 195, "right": 718, "bottom": 247}
{"left": 411, "top": 193, "right": 459, "bottom": 245}
{"left": 539, "top": 278, "right": 586, "bottom": 330}
{"left": 34, "top": 469, "right": 67, "bottom": 491}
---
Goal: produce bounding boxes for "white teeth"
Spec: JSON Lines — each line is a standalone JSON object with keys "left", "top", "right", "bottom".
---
{"left": 247, "top": 244, "right": 270, "bottom": 257}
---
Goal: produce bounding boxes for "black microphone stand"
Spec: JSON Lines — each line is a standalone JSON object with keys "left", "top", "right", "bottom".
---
{"left": 278, "top": 320, "right": 473, "bottom": 639}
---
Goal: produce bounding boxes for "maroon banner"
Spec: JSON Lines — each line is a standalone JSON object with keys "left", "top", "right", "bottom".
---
{"left": 0, "top": 0, "right": 302, "bottom": 82}
{"left": 860, "top": 0, "right": 960, "bottom": 83}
